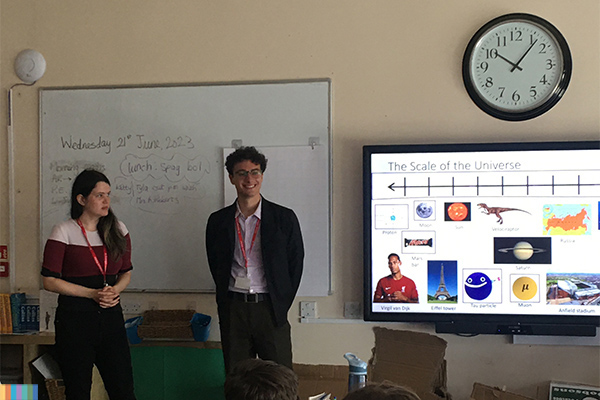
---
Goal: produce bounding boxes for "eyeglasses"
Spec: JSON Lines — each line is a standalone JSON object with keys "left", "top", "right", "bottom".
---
{"left": 234, "top": 169, "right": 263, "bottom": 178}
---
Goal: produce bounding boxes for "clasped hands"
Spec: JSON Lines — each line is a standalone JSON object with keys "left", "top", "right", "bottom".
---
{"left": 93, "top": 286, "right": 121, "bottom": 308}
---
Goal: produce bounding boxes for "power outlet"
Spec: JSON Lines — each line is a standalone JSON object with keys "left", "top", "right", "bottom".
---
{"left": 344, "top": 302, "right": 362, "bottom": 319}
{"left": 122, "top": 302, "right": 142, "bottom": 315}
{"left": 299, "top": 301, "right": 317, "bottom": 319}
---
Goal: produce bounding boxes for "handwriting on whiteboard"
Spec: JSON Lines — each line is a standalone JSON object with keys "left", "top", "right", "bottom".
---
{"left": 47, "top": 132, "right": 210, "bottom": 215}
{"left": 59, "top": 134, "right": 196, "bottom": 155}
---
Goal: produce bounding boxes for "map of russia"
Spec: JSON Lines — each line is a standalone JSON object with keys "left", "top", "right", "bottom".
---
{"left": 543, "top": 204, "right": 591, "bottom": 235}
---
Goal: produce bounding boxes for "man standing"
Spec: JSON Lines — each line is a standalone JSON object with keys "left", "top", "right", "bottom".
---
{"left": 373, "top": 253, "right": 419, "bottom": 303}
{"left": 206, "top": 146, "right": 304, "bottom": 373}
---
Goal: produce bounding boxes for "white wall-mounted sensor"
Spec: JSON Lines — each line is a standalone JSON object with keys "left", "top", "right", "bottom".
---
{"left": 14, "top": 49, "right": 46, "bottom": 83}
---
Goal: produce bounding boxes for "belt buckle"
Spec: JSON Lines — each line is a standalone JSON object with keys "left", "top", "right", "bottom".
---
{"left": 245, "top": 293, "right": 259, "bottom": 303}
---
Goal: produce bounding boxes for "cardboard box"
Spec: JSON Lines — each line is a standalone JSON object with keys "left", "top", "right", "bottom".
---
{"left": 295, "top": 363, "right": 348, "bottom": 400}
{"left": 295, "top": 329, "right": 451, "bottom": 400}
{"left": 369, "top": 328, "right": 449, "bottom": 400}
{"left": 549, "top": 382, "right": 600, "bottom": 400}
{"left": 470, "top": 383, "right": 536, "bottom": 400}
{"left": 137, "top": 309, "right": 194, "bottom": 339}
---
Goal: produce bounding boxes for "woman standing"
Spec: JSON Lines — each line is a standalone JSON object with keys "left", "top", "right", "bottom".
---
{"left": 42, "top": 169, "right": 136, "bottom": 400}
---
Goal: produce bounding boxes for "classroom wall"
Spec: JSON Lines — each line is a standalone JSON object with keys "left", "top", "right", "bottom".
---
{"left": 1, "top": 1, "right": 598, "bottom": 399}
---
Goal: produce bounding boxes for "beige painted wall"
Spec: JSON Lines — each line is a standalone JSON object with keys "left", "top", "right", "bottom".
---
{"left": 1, "top": 1, "right": 599, "bottom": 399}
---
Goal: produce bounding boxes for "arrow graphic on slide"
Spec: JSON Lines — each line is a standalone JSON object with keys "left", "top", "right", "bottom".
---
{"left": 386, "top": 174, "right": 600, "bottom": 196}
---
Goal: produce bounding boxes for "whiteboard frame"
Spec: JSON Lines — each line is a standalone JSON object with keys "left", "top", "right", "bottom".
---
{"left": 39, "top": 79, "right": 332, "bottom": 294}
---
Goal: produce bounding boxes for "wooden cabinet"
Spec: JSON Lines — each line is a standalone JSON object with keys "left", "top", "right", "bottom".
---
{"left": 0, "top": 333, "right": 55, "bottom": 384}
{"left": 0, "top": 334, "right": 108, "bottom": 400}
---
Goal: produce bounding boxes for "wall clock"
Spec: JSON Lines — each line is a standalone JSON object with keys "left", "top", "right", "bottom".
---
{"left": 462, "top": 13, "right": 572, "bottom": 121}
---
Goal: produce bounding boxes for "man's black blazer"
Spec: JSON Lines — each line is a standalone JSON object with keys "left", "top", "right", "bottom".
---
{"left": 206, "top": 197, "right": 304, "bottom": 327}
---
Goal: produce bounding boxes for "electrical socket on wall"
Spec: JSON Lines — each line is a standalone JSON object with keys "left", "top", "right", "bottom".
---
{"left": 344, "top": 302, "right": 362, "bottom": 319}
{"left": 299, "top": 301, "right": 317, "bottom": 319}
{"left": 122, "top": 302, "right": 142, "bottom": 315}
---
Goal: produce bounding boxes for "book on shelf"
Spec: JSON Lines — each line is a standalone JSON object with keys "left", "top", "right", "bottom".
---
{"left": 21, "top": 303, "right": 40, "bottom": 331}
{"left": 10, "top": 292, "right": 26, "bottom": 333}
{"left": 8, "top": 293, "right": 40, "bottom": 333}
{"left": 0, "top": 293, "right": 13, "bottom": 334}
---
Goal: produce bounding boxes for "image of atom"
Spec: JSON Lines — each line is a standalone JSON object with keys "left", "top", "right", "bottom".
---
{"left": 497, "top": 241, "right": 546, "bottom": 261}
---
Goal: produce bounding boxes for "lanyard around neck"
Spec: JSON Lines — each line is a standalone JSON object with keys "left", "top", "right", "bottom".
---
{"left": 76, "top": 219, "right": 108, "bottom": 285}
{"left": 235, "top": 216, "right": 260, "bottom": 269}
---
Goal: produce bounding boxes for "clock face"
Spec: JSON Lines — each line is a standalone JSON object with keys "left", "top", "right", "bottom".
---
{"left": 463, "top": 14, "right": 572, "bottom": 121}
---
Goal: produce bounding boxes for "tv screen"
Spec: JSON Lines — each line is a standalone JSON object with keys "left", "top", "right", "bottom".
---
{"left": 363, "top": 141, "right": 600, "bottom": 336}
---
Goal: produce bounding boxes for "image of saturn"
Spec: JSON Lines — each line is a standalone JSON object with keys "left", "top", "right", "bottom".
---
{"left": 494, "top": 237, "right": 552, "bottom": 264}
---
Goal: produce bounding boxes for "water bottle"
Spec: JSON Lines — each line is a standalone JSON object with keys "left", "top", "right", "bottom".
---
{"left": 344, "top": 352, "right": 367, "bottom": 393}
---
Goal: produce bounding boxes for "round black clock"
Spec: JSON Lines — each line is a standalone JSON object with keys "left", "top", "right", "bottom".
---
{"left": 462, "top": 13, "right": 572, "bottom": 121}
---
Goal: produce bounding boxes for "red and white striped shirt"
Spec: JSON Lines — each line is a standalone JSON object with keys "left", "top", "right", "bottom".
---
{"left": 42, "top": 219, "right": 132, "bottom": 283}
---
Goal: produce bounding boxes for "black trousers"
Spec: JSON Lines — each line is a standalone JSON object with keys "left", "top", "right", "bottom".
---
{"left": 218, "top": 295, "right": 293, "bottom": 373}
{"left": 55, "top": 307, "right": 136, "bottom": 400}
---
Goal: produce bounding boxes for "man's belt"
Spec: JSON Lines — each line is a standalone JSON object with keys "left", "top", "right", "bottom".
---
{"left": 228, "top": 291, "right": 269, "bottom": 303}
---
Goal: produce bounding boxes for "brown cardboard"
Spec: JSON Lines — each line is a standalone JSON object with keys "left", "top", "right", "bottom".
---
{"left": 294, "top": 329, "right": 451, "bottom": 400}
{"left": 369, "top": 328, "right": 448, "bottom": 399}
{"left": 470, "top": 383, "right": 536, "bottom": 400}
{"left": 294, "top": 363, "right": 348, "bottom": 400}
{"left": 137, "top": 309, "right": 194, "bottom": 339}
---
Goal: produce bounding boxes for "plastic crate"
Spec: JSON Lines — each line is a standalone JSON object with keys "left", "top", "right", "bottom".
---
{"left": 191, "top": 313, "right": 211, "bottom": 342}
{"left": 125, "top": 316, "right": 143, "bottom": 344}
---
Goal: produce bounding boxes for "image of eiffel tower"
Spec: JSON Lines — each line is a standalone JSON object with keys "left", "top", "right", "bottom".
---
{"left": 434, "top": 263, "right": 451, "bottom": 300}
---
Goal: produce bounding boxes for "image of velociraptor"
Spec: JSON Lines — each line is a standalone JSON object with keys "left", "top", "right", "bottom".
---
{"left": 477, "top": 203, "right": 530, "bottom": 225}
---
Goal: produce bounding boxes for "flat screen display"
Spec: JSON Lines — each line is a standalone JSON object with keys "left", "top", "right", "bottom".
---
{"left": 363, "top": 141, "right": 600, "bottom": 335}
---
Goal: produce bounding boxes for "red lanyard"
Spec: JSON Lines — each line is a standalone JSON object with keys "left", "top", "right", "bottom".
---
{"left": 76, "top": 219, "right": 108, "bottom": 285}
{"left": 235, "top": 216, "right": 260, "bottom": 269}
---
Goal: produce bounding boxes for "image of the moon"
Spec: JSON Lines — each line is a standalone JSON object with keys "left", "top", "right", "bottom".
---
{"left": 416, "top": 202, "right": 433, "bottom": 218}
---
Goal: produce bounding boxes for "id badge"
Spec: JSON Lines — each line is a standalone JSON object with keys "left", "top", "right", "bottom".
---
{"left": 234, "top": 276, "right": 251, "bottom": 290}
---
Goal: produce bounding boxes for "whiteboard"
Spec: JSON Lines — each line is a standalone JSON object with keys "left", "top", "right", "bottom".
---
{"left": 224, "top": 146, "right": 330, "bottom": 296}
{"left": 40, "top": 81, "right": 331, "bottom": 294}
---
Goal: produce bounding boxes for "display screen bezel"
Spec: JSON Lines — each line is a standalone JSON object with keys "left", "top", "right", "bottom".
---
{"left": 363, "top": 141, "right": 600, "bottom": 334}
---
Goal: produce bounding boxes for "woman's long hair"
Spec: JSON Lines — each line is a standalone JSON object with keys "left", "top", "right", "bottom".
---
{"left": 70, "top": 169, "right": 127, "bottom": 260}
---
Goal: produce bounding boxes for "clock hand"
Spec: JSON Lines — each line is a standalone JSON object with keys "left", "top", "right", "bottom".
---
{"left": 511, "top": 39, "right": 538, "bottom": 72}
{"left": 496, "top": 52, "right": 523, "bottom": 71}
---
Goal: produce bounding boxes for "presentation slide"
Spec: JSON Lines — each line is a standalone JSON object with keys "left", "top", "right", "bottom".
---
{"left": 366, "top": 145, "right": 600, "bottom": 318}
